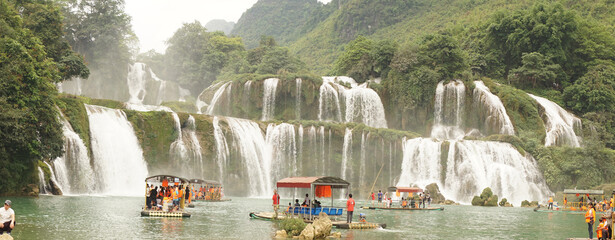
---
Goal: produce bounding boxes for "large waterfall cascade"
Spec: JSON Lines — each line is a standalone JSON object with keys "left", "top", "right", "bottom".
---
{"left": 319, "top": 77, "right": 388, "bottom": 128}
{"left": 169, "top": 114, "right": 204, "bottom": 178}
{"left": 473, "top": 81, "right": 515, "bottom": 135}
{"left": 529, "top": 94, "right": 582, "bottom": 147}
{"left": 86, "top": 105, "right": 149, "bottom": 196}
{"left": 397, "top": 80, "right": 551, "bottom": 205}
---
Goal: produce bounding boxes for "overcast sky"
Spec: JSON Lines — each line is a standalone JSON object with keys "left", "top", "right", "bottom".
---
{"left": 125, "top": 0, "right": 332, "bottom": 54}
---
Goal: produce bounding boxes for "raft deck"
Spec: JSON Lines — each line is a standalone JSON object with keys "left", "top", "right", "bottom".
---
{"left": 141, "top": 210, "right": 191, "bottom": 218}
{"left": 249, "top": 212, "right": 386, "bottom": 229}
{"left": 361, "top": 206, "right": 444, "bottom": 211}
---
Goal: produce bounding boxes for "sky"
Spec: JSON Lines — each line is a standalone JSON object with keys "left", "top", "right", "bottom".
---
{"left": 124, "top": 0, "right": 332, "bottom": 54}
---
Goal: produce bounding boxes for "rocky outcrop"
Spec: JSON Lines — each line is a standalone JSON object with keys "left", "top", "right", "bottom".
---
{"left": 275, "top": 230, "right": 288, "bottom": 239}
{"left": 298, "top": 212, "right": 333, "bottom": 240}
{"left": 0, "top": 233, "right": 13, "bottom": 240}
{"left": 425, "top": 183, "right": 446, "bottom": 203}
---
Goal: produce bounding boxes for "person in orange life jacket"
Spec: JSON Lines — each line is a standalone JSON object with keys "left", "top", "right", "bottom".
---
{"left": 548, "top": 196, "right": 554, "bottom": 210}
{"left": 586, "top": 203, "right": 596, "bottom": 239}
{"left": 596, "top": 217, "right": 607, "bottom": 240}
{"left": 346, "top": 194, "right": 355, "bottom": 223}
{"left": 272, "top": 189, "right": 280, "bottom": 218}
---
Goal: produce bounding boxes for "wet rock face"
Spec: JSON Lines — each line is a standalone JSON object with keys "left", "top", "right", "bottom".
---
{"left": 298, "top": 213, "right": 333, "bottom": 240}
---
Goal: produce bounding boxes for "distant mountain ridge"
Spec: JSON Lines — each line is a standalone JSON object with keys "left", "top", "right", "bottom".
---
{"left": 205, "top": 19, "right": 235, "bottom": 35}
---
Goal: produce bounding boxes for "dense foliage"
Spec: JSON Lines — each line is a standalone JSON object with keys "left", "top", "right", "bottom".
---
{"left": 0, "top": 0, "right": 87, "bottom": 195}
{"left": 230, "top": 0, "right": 324, "bottom": 49}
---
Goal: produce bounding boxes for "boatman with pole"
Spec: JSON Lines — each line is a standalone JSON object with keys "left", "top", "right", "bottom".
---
{"left": 347, "top": 194, "right": 355, "bottom": 223}
{"left": 272, "top": 189, "right": 280, "bottom": 219}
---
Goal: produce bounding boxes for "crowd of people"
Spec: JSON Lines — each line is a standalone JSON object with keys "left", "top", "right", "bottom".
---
{"left": 370, "top": 190, "right": 431, "bottom": 209}
{"left": 194, "top": 186, "right": 224, "bottom": 201}
{"left": 585, "top": 202, "right": 613, "bottom": 240}
{"left": 146, "top": 184, "right": 191, "bottom": 212}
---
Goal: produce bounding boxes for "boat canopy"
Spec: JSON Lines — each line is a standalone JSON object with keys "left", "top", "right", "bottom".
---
{"left": 189, "top": 179, "right": 221, "bottom": 186}
{"left": 563, "top": 189, "right": 604, "bottom": 195}
{"left": 387, "top": 186, "right": 423, "bottom": 193}
{"left": 145, "top": 175, "right": 189, "bottom": 184}
{"left": 276, "top": 176, "right": 350, "bottom": 189}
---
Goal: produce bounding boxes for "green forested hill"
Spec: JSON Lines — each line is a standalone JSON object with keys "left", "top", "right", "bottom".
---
{"left": 230, "top": 0, "right": 327, "bottom": 49}
{"left": 234, "top": 0, "right": 615, "bottom": 74}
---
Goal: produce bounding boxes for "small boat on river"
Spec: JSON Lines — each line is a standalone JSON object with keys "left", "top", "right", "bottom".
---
{"left": 249, "top": 176, "right": 387, "bottom": 229}
{"left": 362, "top": 186, "right": 445, "bottom": 211}
{"left": 189, "top": 179, "right": 231, "bottom": 202}
{"left": 361, "top": 206, "right": 444, "bottom": 211}
{"left": 141, "top": 175, "right": 191, "bottom": 218}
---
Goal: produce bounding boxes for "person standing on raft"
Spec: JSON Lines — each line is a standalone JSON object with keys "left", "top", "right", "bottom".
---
{"left": 346, "top": 194, "right": 355, "bottom": 223}
{"left": 272, "top": 189, "right": 280, "bottom": 219}
{"left": 585, "top": 203, "right": 596, "bottom": 239}
{"left": 548, "top": 196, "right": 554, "bottom": 210}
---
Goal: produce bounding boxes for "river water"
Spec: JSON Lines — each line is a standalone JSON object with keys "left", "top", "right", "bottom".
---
{"left": 8, "top": 196, "right": 594, "bottom": 239}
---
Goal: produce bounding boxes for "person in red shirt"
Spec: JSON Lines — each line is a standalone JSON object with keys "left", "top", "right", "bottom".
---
{"left": 346, "top": 193, "right": 355, "bottom": 223}
{"left": 272, "top": 189, "right": 280, "bottom": 219}
{"left": 370, "top": 192, "right": 375, "bottom": 206}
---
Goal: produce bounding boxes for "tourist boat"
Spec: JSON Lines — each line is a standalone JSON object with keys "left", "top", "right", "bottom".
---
{"left": 141, "top": 175, "right": 191, "bottom": 218}
{"left": 189, "top": 179, "right": 231, "bottom": 202}
{"left": 249, "top": 176, "right": 387, "bottom": 229}
{"left": 361, "top": 186, "right": 445, "bottom": 211}
{"left": 535, "top": 189, "right": 610, "bottom": 214}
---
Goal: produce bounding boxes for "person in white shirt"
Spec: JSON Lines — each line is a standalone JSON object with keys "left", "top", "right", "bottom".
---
{"left": 0, "top": 200, "right": 15, "bottom": 235}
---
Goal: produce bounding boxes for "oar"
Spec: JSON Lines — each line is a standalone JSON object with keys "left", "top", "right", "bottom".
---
{"left": 368, "top": 163, "right": 385, "bottom": 197}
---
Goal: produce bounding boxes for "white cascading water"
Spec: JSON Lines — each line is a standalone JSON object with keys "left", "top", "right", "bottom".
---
{"left": 38, "top": 167, "right": 49, "bottom": 194}
{"left": 318, "top": 81, "right": 343, "bottom": 122}
{"left": 319, "top": 126, "right": 326, "bottom": 176}
{"left": 261, "top": 78, "right": 280, "bottom": 121}
{"left": 213, "top": 116, "right": 230, "bottom": 183}
{"left": 196, "top": 82, "right": 226, "bottom": 114}
{"left": 43, "top": 161, "right": 63, "bottom": 194}
{"left": 473, "top": 81, "right": 515, "bottom": 135}
{"left": 344, "top": 83, "right": 388, "bottom": 128}
{"left": 86, "top": 104, "right": 148, "bottom": 196}
{"left": 298, "top": 125, "right": 304, "bottom": 171}
{"left": 296, "top": 78, "right": 302, "bottom": 120}
{"left": 431, "top": 80, "right": 465, "bottom": 140}
{"left": 529, "top": 94, "right": 582, "bottom": 147}
{"left": 340, "top": 128, "right": 353, "bottom": 180}
{"left": 225, "top": 117, "right": 272, "bottom": 197}
{"left": 127, "top": 63, "right": 148, "bottom": 104}
{"left": 52, "top": 113, "right": 96, "bottom": 194}
{"left": 396, "top": 80, "right": 551, "bottom": 205}
{"left": 206, "top": 82, "right": 232, "bottom": 115}
{"left": 170, "top": 114, "right": 204, "bottom": 178}
{"left": 265, "top": 123, "right": 297, "bottom": 178}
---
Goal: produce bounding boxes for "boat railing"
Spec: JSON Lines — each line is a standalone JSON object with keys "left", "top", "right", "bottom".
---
{"left": 285, "top": 206, "right": 346, "bottom": 220}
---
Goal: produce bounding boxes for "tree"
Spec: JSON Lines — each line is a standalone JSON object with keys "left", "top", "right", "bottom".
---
{"left": 0, "top": 0, "right": 67, "bottom": 194}
{"left": 333, "top": 36, "right": 398, "bottom": 82}
{"left": 508, "top": 52, "right": 563, "bottom": 88}
{"left": 417, "top": 33, "right": 467, "bottom": 80}
{"left": 563, "top": 62, "right": 615, "bottom": 114}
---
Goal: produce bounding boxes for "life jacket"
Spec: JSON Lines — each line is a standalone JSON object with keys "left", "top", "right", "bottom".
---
{"left": 585, "top": 208, "right": 594, "bottom": 223}
{"left": 597, "top": 221, "right": 605, "bottom": 238}
{"left": 402, "top": 200, "right": 407, "bottom": 207}
{"left": 548, "top": 197, "right": 553, "bottom": 203}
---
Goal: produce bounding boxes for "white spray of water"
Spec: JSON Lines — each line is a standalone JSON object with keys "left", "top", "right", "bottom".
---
{"left": 261, "top": 78, "right": 280, "bottom": 121}
{"left": 212, "top": 116, "right": 230, "bottom": 183}
{"left": 431, "top": 80, "right": 466, "bottom": 140}
{"left": 344, "top": 83, "right": 388, "bottom": 128}
{"left": 473, "top": 81, "right": 515, "bottom": 135}
{"left": 529, "top": 94, "right": 582, "bottom": 147}
{"left": 86, "top": 104, "right": 149, "bottom": 196}
{"left": 266, "top": 123, "right": 297, "bottom": 178}
{"left": 53, "top": 113, "right": 96, "bottom": 194}
{"left": 206, "top": 82, "right": 232, "bottom": 115}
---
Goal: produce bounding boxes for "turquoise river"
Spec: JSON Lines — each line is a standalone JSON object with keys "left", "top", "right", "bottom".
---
{"left": 6, "top": 196, "right": 598, "bottom": 239}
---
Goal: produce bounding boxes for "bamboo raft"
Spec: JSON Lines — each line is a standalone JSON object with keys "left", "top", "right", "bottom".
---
{"left": 193, "top": 199, "right": 232, "bottom": 202}
{"left": 141, "top": 210, "right": 191, "bottom": 218}
{"left": 249, "top": 212, "right": 386, "bottom": 229}
{"left": 361, "top": 206, "right": 444, "bottom": 211}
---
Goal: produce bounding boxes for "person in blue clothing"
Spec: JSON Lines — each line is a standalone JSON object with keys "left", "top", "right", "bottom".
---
{"left": 377, "top": 190, "right": 383, "bottom": 207}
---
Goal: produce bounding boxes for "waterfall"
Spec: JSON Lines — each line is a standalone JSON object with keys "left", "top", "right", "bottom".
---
{"left": 206, "top": 82, "right": 232, "bottom": 115}
{"left": 344, "top": 83, "right": 388, "bottom": 128}
{"left": 169, "top": 114, "right": 204, "bottom": 178}
{"left": 529, "top": 94, "right": 582, "bottom": 147}
{"left": 261, "top": 78, "right": 280, "bottom": 121}
{"left": 473, "top": 81, "right": 515, "bottom": 135}
{"left": 431, "top": 80, "right": 466, "bottom": 140}
{"left": 308, "top": 126, "right": 318, "bottom": 173}
{"left": 196, "top": 82, "right": 225, "bottom": 114}
{"left": 38, "top": 167, "right": 49, "bottom": 194}
{"left": 359, "top": 132, "right": 367, "bottom": 189}
{"left": 341, "top": 128, "right": 353, "bottom": 180}
{"left": 319, "top": 126, "right": 326, "bottom": 176}
{"left": 225, "top": 117, "right": 272, "bottom": 197}
{"left": 127, "top": 63, "right": 147, "bottom": 104}
{"left": 298, "top": 125, "right": 304, "bottom": 171}
{"left": 86, "top": 104, "right": 149, "bottom": 196}
{"left": 265, "top": 123, "right": 297, "bottom": 178}
{"left": 397, "top": 138, "right": 443, "bottom": 189}
{"left": 52, "top": 113, "right": 96, "bottom": 194}
{"left": 318, "top": 82, "right": 343, "bottom": 122}
{"left": 213, "top": 116, "right": 230, "bottom": 183}
{"left": 296, "top": 78, "right": 302, "bottom": 120}
{"left": 397, "top": 138, "right": 550, "bottom": 205}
